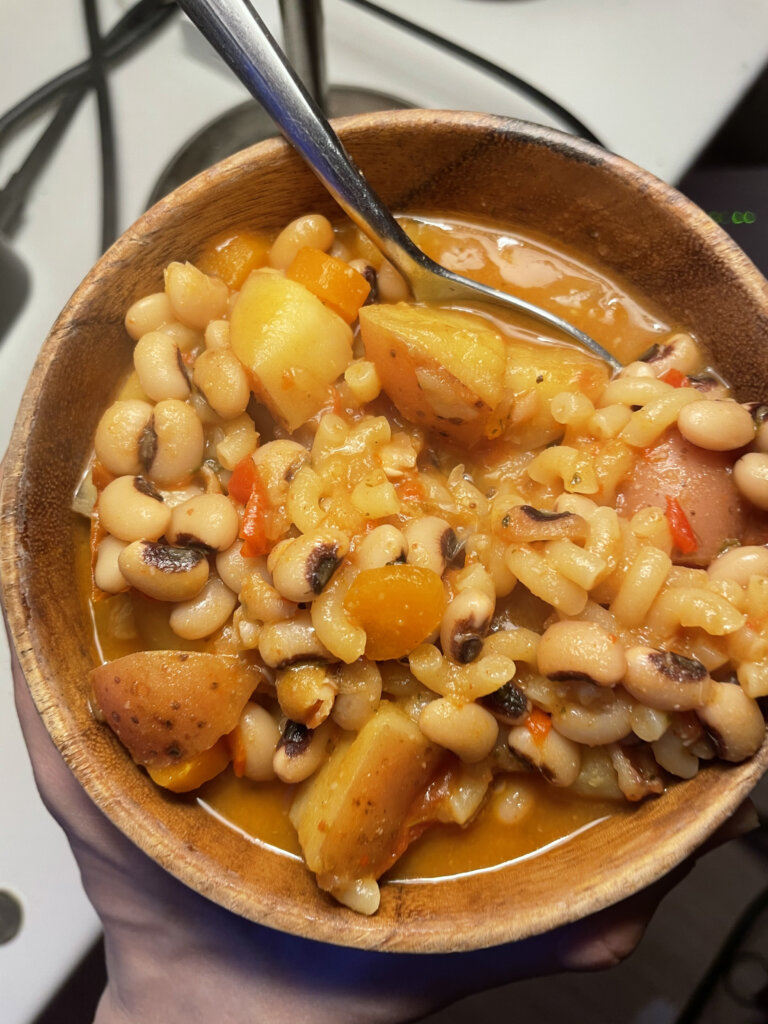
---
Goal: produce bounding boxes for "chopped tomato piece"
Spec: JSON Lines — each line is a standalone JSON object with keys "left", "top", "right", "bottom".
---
{"left": 525, "top": 707, "right": 552, "bottom": 745}
{"left": 228, "top": 454, "right": 259, "bottom": 505}
{"left": 287, "top": 246, "right": 371, "bottom": 323}
{"left": 659, "top": 368, "right": 690, "bottom": 388}
{"left": 665, "top": 495, "right": 698, "bottom": 554}
{"left": 240, "top": 475, "right": 272, "bottom": 557}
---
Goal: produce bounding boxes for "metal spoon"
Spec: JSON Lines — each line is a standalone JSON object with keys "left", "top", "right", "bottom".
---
{"left": 177, "top": 0, "right": 621, "bottom": 371}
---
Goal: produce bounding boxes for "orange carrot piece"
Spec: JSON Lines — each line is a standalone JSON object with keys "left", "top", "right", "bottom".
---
{"left": 147, "top": 737, "right": 231, "bottom": 793}
{"left": 287, "top": 246, "right": 371, "bottom": 323}
{"left": 197, "top": 229, "right": 270, "bottom": 290}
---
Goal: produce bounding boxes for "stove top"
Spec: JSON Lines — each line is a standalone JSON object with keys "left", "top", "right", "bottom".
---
{"left": 2, "top": 2, "right": 768, "bottom": 1021}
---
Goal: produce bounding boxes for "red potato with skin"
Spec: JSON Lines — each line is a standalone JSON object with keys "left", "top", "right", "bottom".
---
{"left": 616, "top": 427, "right": 751, "bottom": 565}
{"left": 91, "top": 650, "right": 264, "bottom": 768}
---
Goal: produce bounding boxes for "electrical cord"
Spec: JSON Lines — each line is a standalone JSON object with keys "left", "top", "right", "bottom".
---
{"left": 674, "top": 879, "right": 768, "bottom": 1023}
{"left": 340, "top": 0, "right": 604, "bottom": 147}
{"left": 83, "top": 0, "right": 118, "bottom": 251}
{"left": 0, "top": 0, "right": 176, "bottom": 256}
{"left": 0, "top": 0, "right": 177, "bottom": 147}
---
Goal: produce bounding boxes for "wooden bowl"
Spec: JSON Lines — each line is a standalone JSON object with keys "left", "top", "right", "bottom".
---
{"left": 2, "top": 110, "right": 768, "bottom": 953}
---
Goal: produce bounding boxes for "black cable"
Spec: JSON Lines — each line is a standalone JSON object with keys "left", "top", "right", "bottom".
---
{"left": 0, "top": 91, "right": 83, "bottom": 236}
{"left": 83, "top": 0, "right": 118, "bottom": 252}
{"left": 674, "top": 883, "right": 768, "bottom": 1024}
{"left": 0, "top": 0, "right": 177, "bottom": 147}
{"left": 340, "top": 0, "right": 603, "bottom": 147}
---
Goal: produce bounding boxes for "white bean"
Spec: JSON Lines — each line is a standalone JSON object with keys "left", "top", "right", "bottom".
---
{"left": 677, "top": 399, "right": 755, "bottom": 451}
{"left": 169, "top": 577, "right": 237, "bottom": 639}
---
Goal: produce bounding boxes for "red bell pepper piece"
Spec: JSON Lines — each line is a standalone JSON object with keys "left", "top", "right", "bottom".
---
{"left": 665, "top": 495, "right": 698, "bottom": 554}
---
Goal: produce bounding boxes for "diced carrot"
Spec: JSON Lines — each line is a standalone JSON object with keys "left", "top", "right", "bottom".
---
{"left": 343, "top": 564, "right": 446, "bottom": 661}
{"left": 665, "top": 494, "right": 698, "bottom": 554}
{"left": 287, "top": 246, "right": 371, "bottom": 323}
{"left": 659, "top": 367, "right": 690, "bottom": 388}
{"left": 196, "top": 229, "right": 270, "bottom": 290}
{"left": 228, "top": 728, "right": 247, "bottom": 779}
{"left": 147, "top": 737, "right": 231, "bottom": 793}
{"left": 525, "top": 707, "right": 552, "bottom": 745}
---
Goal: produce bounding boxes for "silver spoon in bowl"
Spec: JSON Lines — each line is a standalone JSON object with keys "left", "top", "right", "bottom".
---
{"left": 177, "top": 0, "right": 622, "bottom": 372}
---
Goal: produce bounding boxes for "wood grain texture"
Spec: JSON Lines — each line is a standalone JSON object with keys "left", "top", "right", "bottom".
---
{"left": 1, "top": 110, "right": 767, "bottom": 952}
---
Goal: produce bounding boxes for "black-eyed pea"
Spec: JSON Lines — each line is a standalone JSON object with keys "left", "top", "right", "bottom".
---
{"left": 677, "top": 399, "right": 755, "bottom": 452}
{"left": 204, "top": 319, "right": 231, "bottom": 350}
{"left": 403, "top": 516, "right": 457, "bottom": 577}
{"left": 133, "top": 331, "right": 189, "bottom": 402}
{"left": 252, "top": 439, "right": 309, "bottom": 505}
{"left": 271, "top": 528, "right": 349, "bottom": 603}
{"left": 124, "top": 291, "right": 173, "bottom": 341}
{"left": 230, "top": 701, "right": 281, "bottom": 781}
{"left": 168, "top": 577, "right": 237, "bottom": 639}
{"left": 275, "top": 664, "right": 337, "bottom": 728}
{"left": 550, "top": 694, "right": 632, "bottom": 747}
{"left": 734, "top": 452, "right": 768, "bottom": 511}
{"left": 651, "top": 729, "right": 699, "bottom": 779}
{"left": 192, "top": 348, "right": 251, "bottom": 420}
{"left": 118, "top": 541, "right": 209, "bottom": 602}
{"left": 697, "top": 681, "right": 765, "bottom": 762}
{"left": 272, "top": 718, "right": 336, "bottom": 783}
{"left": 536, "top": 620, "right": 626, "bottom": 686}
{"left": 146, "top": 399, "right": 204, "bottom": 487}
{"left": 376, "top": 260, "right": 409, "bottom": 302}
{"left": 623, "top": 646, "right": 712, "bottom": 711}
{"left": 167, "top": 493, "right": 239, "bottom": 551}
{"left": 641, "top": 332, "right": 701, "bottom": 376}
{"left": 748, "top": 404, "right": 768, "bottom": 452}
{"left": 216, "top": 543, "right": 269, "bottom": 593}
{"left": 418, "top": 697, "right": 499, "bottom": 763}
{"left": 332, "top": 659, "right": 382, "bottom": 731}
{"left": 268, "top": 214, "right": 334, "bottom": 270}
{"left": 94, "top": 535, "right": 129, "bottom": 593}
{"left": 98, "top": 475, "right": 171, "bottom": 542}
{"left": 353, "top": 524, "right": 407, "bottom": 570}
{"left": 94, "top": 400, "right": 154, "bottom": 477}
{"left": 164, "top": 261, "right": 230, "bottom": 329}
{"left": 508, "top": 719, "right": 581, "bottom": 786}
{"left": 258, "top": 610, "right": 333, "bottom": 668}
{"left": 440, "top": 588, "right": 494, "bottom": 664}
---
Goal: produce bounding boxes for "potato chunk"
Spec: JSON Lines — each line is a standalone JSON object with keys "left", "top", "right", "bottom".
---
{"left": 230, "top": 270, "right": 353, "bottom": 431}
{"left": 359, "top": 302, "right": 507, "bottom": 446}
{"left": 91, "top": 651, "right": 263, "bottom": 767}
{"left": 504, "top": 339, "right": 609, "bottom": 448}
{"left": 289, "top": 700, "right": 443, "bottom": 913}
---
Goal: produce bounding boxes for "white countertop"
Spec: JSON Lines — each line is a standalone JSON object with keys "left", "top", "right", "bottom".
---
{"left": 1, "top": 1, "right": 767, "bottom": 1021}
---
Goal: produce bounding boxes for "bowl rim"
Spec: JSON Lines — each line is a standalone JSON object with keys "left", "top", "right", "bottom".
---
{"left": 2, "top": 108, "right": 768, "bottom": 953}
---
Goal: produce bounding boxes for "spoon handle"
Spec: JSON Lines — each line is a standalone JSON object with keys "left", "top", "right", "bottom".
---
{"left": 178, "top": 0, "right": 621, "bottom": 370}
{"left": 177, "top": 0, "right": 424, "bottom": 275}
